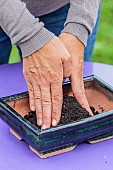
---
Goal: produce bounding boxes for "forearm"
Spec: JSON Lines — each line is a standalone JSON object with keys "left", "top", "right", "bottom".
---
{"left": 0, "top": 0, "right": 54, "bottom": 57}
{"left": 62, "top": 0, "right": 100, "bottom": 46}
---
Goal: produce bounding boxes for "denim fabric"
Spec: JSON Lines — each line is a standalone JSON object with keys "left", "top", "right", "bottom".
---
{"left": 0, "top": 27, "right": 12, "bottom": 64}
{"left": 39, "top": 4, "right": 100, "bottom": 61}
{"left": 84, "top": 5, "right": 100, "bottom": 61}
{"left": 0, "top": 3, "right": 100, "bottom": 64}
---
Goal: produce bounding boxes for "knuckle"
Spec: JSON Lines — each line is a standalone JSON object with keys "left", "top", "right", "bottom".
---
{"left": 34, "top": 98, "right": 41, "bottom": 105}
{"left": 42, "top": 100, "right": 51, "bottom": 107}
{"left": 52, "top": 94, "right": 62, "bottom": 104}
{"left": 35, "top": 96, "right": 41, "bottom": 100}
{"left": 36, "top": 112, "right": 42, "bottom": 117}
{"left": 35, "top": 98, "right": 41, "bottom": 105}
{"left": 42, "top": 96, "right": 51, "bottom": 106}
{"left": 29, "top": 67, "right": 37, "bottom": 73}
{"left": 34, "top": 93, "right": 41, "bottom": 100}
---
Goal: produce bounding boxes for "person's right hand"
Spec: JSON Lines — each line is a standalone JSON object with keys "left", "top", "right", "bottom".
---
{"left": 59, "top": 33, "right": 93, "bottom": 116}
{"left": 23, "top": 36, "right": 71, "bottom": 129}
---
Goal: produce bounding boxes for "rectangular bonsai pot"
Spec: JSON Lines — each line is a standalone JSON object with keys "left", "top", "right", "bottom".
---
{"left": 0, "top": 75, "right": 113, "bottom": 157}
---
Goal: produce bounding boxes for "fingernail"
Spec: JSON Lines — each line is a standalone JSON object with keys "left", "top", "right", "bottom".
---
{"left": 42, "top": 124, "right": 47, "bottom": 130}
{"left": 31, "top": 106, "right": 35, "bottom": 111}
{"left": 52, "top": 119, "right": 57, "bottom": 126}
{"left": 37, "top": 119, "right": 42, "bottom": 126}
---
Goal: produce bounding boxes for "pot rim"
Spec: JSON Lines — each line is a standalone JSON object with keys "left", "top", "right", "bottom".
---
{"left": 0, "top": 74, "right": 113, "bottom": 136}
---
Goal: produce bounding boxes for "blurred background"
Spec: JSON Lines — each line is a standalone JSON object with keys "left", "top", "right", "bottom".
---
{"left": 9, "top": 0, "right": 113, "bottom": 65}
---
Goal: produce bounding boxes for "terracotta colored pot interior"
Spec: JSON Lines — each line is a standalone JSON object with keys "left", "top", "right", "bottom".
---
{"left": 6, "top": 80, "right": 113, "bottom": 117}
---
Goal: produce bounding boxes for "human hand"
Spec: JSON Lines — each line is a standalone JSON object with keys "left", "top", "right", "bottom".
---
{"left": 59, "top": 33, "right": 93, "bottom": 116}
{"left": 23, "top": 36, "right": 71, "bottom": 129}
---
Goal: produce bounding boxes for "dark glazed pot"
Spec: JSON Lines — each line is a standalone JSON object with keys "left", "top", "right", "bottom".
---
{"left": 0, "top": 75, "right": 113, "bottom": 158}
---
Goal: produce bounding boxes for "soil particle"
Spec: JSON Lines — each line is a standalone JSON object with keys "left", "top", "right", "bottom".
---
{"left": 24, "top": 96, "right": 101, "bottom": 129}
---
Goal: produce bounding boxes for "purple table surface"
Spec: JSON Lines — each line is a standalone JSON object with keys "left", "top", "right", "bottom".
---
{"left": 0, "top": 61, "right": 113, "bottom": 170}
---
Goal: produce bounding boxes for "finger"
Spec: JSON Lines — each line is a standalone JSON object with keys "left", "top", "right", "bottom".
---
{"left": 28, "top": 56, "right": 43, "bottom": 124}
{"left": 70, "top": 55, "right": 93, "bottom": 116}
{"left": 27, "top": 79, "right": 35, "bottom": 111}
{"left": 70, "top": 75, "right": 93, "bottom": 116}
{"left": 51, "top": 81, "right": 63, "bottom": 127}
{"left": 23, "top": 65, "right": 35, "bottom": 111}
{"left": 62, "top": 54, "right": 72, "bottom": 78}
{"left": 33, "top": 82, "right": 42, "bottom": 126}
{"left": 41, "top": 86, "right": 51, "bottom": 129}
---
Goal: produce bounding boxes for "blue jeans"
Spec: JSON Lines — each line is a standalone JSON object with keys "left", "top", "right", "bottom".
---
{"left": 0, "top": 4, "right": 100, "bottom": 64}
{"left": 84, "top": 5, "right": 100, "bottom": 61}
{"left": 0, "top": 27, "right": 12, "bottom": 64}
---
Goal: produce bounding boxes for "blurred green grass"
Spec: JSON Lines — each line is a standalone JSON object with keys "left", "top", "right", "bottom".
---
{"left": 9, "top": 46, "right": 20, "bottom": 63}
{"left": 9, "top": 0, "right": 113, "bottom": 64}
{"left": 92, "top": 0, "right": 113, "bottom": 64}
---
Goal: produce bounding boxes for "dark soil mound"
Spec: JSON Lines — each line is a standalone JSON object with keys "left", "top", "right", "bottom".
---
{"left": 24, "top": 96, "right": 99, "bottom": 129}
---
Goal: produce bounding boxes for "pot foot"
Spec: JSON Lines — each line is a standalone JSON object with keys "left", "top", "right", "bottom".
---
{"left": 88, "top": 131, "right": 113, "bottom": 144}
{"left": 29, "top": 144, "right": 77, "bottom": 158}
{"left": 10, "top": 129, "right": 23, "bottom": 141}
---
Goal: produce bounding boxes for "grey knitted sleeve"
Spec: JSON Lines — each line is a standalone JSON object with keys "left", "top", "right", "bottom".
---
{"left": 62, "top": 0, "right": 100, "bottom": 46}
{"left": 0, "top": 0, "right": 54, "bottom": 57}
{"left": 0, "top": 0, "right": 100, "bottom": 57}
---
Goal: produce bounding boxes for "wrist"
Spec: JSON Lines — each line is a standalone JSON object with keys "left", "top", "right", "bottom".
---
{"left": 18, "top": 27, "right": 55, "bottom": 58}
{"left": 62, "top": 22, "right": 89, "bottom": 47}
{"left": 60, "top": 32, "right": 84, "bottom": 54}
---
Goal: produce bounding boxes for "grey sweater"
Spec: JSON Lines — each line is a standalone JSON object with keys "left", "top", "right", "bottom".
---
{"left": 0, "top": 0, "right": 99, "bottom": 57}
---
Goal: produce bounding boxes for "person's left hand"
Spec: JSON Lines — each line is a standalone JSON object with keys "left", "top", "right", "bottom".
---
{"left": 59, "top": 33, "right": 93, "bottom": 116}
